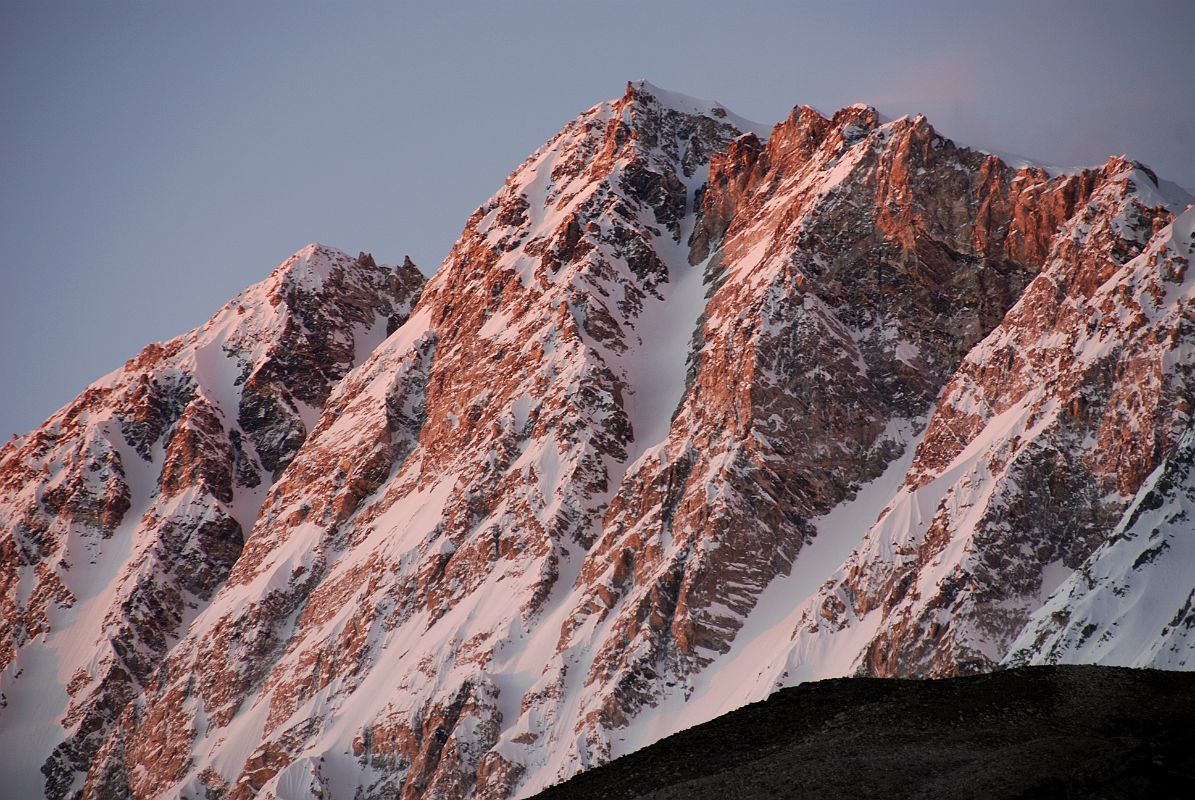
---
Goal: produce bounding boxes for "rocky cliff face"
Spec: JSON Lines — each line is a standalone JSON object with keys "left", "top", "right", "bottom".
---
{"left": 1, "top": 81, "right": 1192, "bottom": 800}
{"left": 750, "top": 169, "right": 1192, "bottom": 687}
{"left": 0, "top": 246, "right": 423, "bottom": 799}
{"left": 1005, "top": 208, "right": 1195, "bottom": 671}
{"left": 82, "top": 79, "right": 762, "bottom": 800}
{"left": 1006, "top": 428, "right": 1195, "bottom": 669}
{"left": 554, "top": 102, "right": 1117, "bottom": 743}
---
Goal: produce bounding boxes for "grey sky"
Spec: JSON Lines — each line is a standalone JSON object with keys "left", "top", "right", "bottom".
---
{"left": 2, "top": 0, "right": 1192, "bottom": 438}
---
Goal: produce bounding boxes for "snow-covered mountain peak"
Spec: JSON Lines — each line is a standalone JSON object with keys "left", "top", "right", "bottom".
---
{"left": 258, "top": 242, "right": 394, "bottom": 297}
{"left": 4, "top": 83, "right": 1194, "bottom": 800}
{"left": 1103, "top": 156, "right": 1194, "bottom": 213}
{"left": 623, "top": 79, "right": 769, "bottom": 138}
{"left": 0, "top": 244, "right": 425, "bottom": 798}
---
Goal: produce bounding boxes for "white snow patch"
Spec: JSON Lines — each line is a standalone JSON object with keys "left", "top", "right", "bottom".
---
{"left": 630, "top": 80, "right": 770, "bottom": 139}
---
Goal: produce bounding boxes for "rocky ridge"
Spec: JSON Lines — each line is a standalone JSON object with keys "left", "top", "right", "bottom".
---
{"left": 0, "top": 81, "right": 1192, "bottom": 800}
{"left": 0, "top": 245, "right": 423, "bottom": 799}
{"left": 1007, "top": 210, "right": 1195, "bottom": 669}
{"left": 555, "top": 101, "right": 1127, "bottom": 741}
{"left": 531, "top": 665, "right": 1195, "bottom": 800}
{"left": 750, "top": 176, "right": 1194, "bottom": 688}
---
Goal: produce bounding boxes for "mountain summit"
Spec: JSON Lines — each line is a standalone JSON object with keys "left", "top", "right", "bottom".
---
{"left": 1, "top": 83, "right": 1191, "bottom": 799}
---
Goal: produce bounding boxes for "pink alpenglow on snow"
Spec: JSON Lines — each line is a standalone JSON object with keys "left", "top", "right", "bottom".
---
{"left": 1, "top": 82, "right": 1193, "bottom": 800}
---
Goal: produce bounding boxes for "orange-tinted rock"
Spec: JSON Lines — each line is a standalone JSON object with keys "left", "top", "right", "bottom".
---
{"left": 0, "top": 244, "right": 423, "bottom": 798}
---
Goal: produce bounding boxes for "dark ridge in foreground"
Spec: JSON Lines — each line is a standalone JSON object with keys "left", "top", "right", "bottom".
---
{"left": 531, "top": 666, "right": 1195, "bottom": 799}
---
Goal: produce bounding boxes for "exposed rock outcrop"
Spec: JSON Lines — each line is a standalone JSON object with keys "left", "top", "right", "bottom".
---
{"left": 0, "top": 245, "right": 423, "bottom": 798}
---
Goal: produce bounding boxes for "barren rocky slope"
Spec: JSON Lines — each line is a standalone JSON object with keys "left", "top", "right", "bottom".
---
{"left": 531, "top": 665, "right": 1195, "bottom": 800}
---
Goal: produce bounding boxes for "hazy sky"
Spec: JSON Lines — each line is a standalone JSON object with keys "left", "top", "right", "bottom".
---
{"left": 2, "top": 0, "right": 1192, "bottom": 438}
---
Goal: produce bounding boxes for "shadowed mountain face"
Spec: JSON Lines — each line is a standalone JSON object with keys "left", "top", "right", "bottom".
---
{"left": 531, "top": 665, "right": 1195, "bottom": 800}
{"left": 0, "top": 80, "right": 1193, "bottom": 799}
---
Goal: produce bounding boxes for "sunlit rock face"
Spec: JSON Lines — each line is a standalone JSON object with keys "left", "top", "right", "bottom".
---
{"left": 0, "top": 245, "right": 423, "bottom": 799}
{"left": 1003, "top": 209, "right": 1195, "bottom": 673}
{"left": 565, "top": 102, "right": 1122, "bottom": 732}
{"left": 764, "top": 163, "right": 1194, "bottom": 685}
{"left": 2, "top": 81, "right": 1192, "bottom": 800}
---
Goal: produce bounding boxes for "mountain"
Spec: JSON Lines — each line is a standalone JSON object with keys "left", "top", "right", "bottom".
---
{"left": 530, "top": 665, "right": 1195, "bottom": 800}
{"left": 1008, "top": 404, "right": 1195, "bottom": 669}
{"left": 0, "top": 246, "right": 424, "bottom": 798}
{"left": 0, "top": 81, "right": 1191, "bottom": 799}
{"left": 748, "top": 162, "right": 1195, "bottom": 686}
